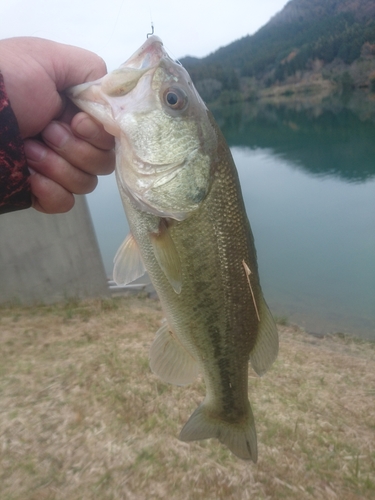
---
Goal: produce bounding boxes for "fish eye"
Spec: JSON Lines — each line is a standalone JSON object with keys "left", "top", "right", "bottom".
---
{"left": 163, "top": 87, "right": 188, "bottom": 111}
{"left": 166, "top": 92, "right": 178, "bottom": 106}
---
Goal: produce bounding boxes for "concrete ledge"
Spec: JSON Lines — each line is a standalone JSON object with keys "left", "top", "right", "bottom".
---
{"left": 0, "top": 196, "right": 109, "bottom": 305}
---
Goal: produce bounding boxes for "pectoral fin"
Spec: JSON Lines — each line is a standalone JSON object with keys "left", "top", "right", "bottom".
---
{"left": 149, "top": 322, "right": 200, "bottom": 386}
{"left": 249, "top": 295, "right": 279, "bottom": 376}
{"left": 150, "top": 221, "right": 182, "bottom": 294}
{"left": 113, "top": 233, "right": 146, "bottom": 285}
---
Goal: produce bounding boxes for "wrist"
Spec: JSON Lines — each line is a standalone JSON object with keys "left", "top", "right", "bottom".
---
{"left": 0, "top": 71, "right": 32, "bottom": 214}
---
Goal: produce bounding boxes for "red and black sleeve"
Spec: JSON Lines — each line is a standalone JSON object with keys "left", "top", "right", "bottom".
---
{"left": 0, "top": 71, "right": 32, "bottom": 215}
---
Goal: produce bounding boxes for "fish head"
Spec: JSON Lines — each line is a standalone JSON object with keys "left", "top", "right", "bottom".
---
{"left": 67, "top": 36, "right": 218, "bottom": 220}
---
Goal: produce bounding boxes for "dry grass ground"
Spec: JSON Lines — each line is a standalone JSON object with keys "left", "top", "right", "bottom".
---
{"left": 0, "top": 295, "right": 374, "bottom": 500}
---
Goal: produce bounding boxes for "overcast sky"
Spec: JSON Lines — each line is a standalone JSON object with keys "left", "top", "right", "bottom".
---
{"left": 1, "top": 0, "right": 289, "bottom": 70}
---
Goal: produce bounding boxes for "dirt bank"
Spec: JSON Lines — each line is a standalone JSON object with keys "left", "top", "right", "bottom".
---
{"left": 1, "top": 296, "right": 374, "bottom": 499}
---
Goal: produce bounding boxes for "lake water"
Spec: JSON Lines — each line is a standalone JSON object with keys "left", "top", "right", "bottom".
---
{"left": 86, "top": 98, "right": 375, "bottom": 340}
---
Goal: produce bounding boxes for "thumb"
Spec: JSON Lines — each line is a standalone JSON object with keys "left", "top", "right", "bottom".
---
{"left": 48, "top": 40, "right": 108, "bottom": 91}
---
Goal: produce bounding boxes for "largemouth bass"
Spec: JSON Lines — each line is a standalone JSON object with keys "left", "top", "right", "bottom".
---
{"left": 68, "top": 36, "right": 278, "bottom": 462}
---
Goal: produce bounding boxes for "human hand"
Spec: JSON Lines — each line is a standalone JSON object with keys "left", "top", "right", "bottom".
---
{"left": 0, "top": 37, "right": 115, "bottom": 213}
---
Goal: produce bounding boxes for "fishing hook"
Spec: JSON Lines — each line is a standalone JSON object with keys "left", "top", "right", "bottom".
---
{"left": 147, "top": 22, "right": 154, "bottom": 38}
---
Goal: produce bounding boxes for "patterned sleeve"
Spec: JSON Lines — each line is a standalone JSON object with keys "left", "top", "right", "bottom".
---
{"left": 0, "top": 71, "right": 32, "bottom": 214}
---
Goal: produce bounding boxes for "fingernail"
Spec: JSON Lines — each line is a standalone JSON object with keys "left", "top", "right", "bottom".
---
{"left": 74, "top": 116, "right": 100, "bottom": 140}
{"left": 42, "top": 122, "right": 70, "bottom": 148}
{"left": 24, "top": 140, "right": 47, "bottom": 162}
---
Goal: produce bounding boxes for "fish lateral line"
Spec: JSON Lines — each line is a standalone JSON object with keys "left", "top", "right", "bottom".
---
{"left": 242, "top": 260, "right": 260, "bottom": 322}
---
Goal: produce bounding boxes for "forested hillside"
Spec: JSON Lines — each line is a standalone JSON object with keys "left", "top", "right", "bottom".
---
{"left": 181, "top": 0, "right": 375, "bottom": 102}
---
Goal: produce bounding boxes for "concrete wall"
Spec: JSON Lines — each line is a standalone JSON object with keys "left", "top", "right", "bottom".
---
{"left": 0, "top": 196, "right": 109, "bottom": 304}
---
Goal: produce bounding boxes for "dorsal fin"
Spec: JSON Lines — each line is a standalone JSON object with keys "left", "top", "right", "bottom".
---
{"left": 249, "top": 295, "right": 279, "bottom": 376}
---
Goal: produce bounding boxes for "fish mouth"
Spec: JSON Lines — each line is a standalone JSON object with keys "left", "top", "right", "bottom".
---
{"left": 67, "top": 36, "right": 168, "bottom": 99}
{"left": 121, "top": 35, "right": 167, "bottom": 70}
{"left": 66, "top": 36, "right": 171, "bottom": 135}
{"left": 99, "top": 35, "right": 171, "bottom": 97}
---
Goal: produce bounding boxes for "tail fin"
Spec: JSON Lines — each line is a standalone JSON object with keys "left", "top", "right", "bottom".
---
{"left": 179, "top": 402, "right": 257, "bottom": 462}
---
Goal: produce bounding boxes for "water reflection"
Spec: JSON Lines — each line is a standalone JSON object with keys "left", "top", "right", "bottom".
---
{"left": 87, "top": 97, "right": 375, "bottom": 340}
{"left": 211, "top": 97, "right": 375, "bottom": 183}
{"left": 231, "top": 147, "right": 375, "bottom": 340}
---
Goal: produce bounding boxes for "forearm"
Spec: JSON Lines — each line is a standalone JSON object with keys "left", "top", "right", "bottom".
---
{"left": 0, "top": 71, "right": 31, "bottom": 214}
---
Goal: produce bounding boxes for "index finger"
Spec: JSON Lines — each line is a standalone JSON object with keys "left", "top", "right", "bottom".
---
{"left": 71, "top": 112, "right": 115, "bottom": 151}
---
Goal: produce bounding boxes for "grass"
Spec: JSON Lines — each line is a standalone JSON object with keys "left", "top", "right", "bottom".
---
{"left": 0, "top": 295, "right": 374, "bottom": 499}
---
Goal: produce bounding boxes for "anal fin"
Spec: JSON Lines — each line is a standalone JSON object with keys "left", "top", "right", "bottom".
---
{"left": 149, "top": 322, "right": 199, "bottom": 386}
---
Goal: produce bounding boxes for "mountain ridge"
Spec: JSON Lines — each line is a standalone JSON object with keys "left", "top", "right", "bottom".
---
{"left": 181, "top": 0, "right": 375, "bottom": 103}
